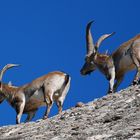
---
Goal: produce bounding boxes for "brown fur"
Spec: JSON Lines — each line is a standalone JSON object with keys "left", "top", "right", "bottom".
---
{"left": 0, "top": 71, "right": 70, "bottom": 124}
{"left": 81, "top": 21, "right": 140, "bottom": 94}
{"left": 112, "top": 34, "right": 140, "bottom": 57}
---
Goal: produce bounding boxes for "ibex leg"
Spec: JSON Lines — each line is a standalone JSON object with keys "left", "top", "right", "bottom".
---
{"left": 25, "top": 110, "right": 37, "bottom": 123}
{"left": 113, "top": 75, "right": 124, "bottom": 92}
{"left": 131, "top": 53, "right": 140, "bottom": 85}
{"left": 15, "top": 97, "right": 25, "bottom": 124}
{"left": 56, "top": 100, "right": 63, "bottom": 114}
{"left": 107, "top": 67, "right": 115, "bottom": 94}
{"left": 43, "top": 89, "right": 53, "bottom": 119}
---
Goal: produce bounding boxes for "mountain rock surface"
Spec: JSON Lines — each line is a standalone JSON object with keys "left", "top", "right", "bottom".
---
{"left": 0, "top": 85, "right": 140, "bottom": 140}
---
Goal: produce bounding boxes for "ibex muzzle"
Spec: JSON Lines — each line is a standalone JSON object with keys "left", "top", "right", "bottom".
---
{"left": 80, "top": 56, "right": 96, "bottom": 75}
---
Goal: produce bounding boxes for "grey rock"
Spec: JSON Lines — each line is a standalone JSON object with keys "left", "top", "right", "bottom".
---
{"left": 0, "top": 85, "right": 140, "bottom": 140}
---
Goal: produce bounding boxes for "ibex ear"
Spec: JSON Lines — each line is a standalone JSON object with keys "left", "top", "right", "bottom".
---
{"left": 95, "top": 32, "right": 115, "bottom": 50}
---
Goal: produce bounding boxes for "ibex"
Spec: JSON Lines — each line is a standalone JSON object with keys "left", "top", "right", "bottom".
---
{"left": 81, "top": 21, "right": 140, "bottom": 94}
{"left": 0, "top": 64, "right": 71, "bottom": 124}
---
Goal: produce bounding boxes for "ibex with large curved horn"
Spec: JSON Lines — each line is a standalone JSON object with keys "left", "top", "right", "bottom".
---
{"left": 0, "top": 64, "right": 71, "bottom": 124}
{"left": 81, "top": 21, "right": 140, "bottom": 94}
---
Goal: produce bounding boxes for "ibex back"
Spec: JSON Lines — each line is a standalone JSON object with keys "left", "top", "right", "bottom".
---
{"left": 0, "top": 64, "right": 71, "bottom": 124}
{"left": 81, "top": 21, "right": 140, "bottom": 94}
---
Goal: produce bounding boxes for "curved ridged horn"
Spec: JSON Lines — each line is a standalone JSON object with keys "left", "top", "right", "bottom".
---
{"left": 86, "top": 20, "right": 95, "bottom": 56}
{"left": 95, "top": 32, "right": 115, "bottom": 50}
{"left": 0, "top": 64, "right": 20, "bottom": 82}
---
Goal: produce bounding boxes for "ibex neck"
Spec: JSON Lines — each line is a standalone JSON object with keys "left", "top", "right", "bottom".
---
{"left": 1, "top": 83, "right": 19, "bottom": 100}
{"left": 94, "top": 53, "right": 114, "bottom": 79}
{"left": 94, "top": 53, "right": 110, "bottom": 64}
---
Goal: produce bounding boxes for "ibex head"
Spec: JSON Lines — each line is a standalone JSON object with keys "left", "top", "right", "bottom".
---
{"left": 0, "top": 64, "right": 19, "bottom": 103}
{"left": 80, "top": 21, "right": 114, "bottom": 75}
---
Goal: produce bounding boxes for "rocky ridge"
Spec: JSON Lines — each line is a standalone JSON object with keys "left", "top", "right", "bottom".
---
{"left": 0, "top": 85, "right": 140, "bottom": 139}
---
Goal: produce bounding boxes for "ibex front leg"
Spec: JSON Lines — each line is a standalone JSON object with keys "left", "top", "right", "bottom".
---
{"left": 15, "top": 95, "right": 25, "bottom": 124}
{"left": 107, "top": 67, "right": 115, "bottom": 94}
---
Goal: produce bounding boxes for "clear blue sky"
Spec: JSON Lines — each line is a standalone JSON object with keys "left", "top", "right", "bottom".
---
{"left": 0, "top": 0, "right": 139, "bottom": 126}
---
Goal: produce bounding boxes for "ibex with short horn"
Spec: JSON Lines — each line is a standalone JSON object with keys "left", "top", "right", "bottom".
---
{"left": 0, "top": 64, "right": 71, "bottom": 124}
{"left": 81, "top": 21, "right": 140, "bottom": 94}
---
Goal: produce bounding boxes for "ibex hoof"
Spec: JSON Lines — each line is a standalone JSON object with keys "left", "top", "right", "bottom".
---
{"left": 43, "top": 116, "right": 48, "bottom": 120}
{"left": 108, "top": 90, "right": 114, "bottom": 94}
{"left": 132, "top": 80, "right": 139, "bottom": 85}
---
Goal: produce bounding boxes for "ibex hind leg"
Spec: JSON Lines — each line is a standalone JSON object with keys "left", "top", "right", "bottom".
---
{"left": 56, "top": 74, "right": 70, "bottom": 112}
{"left": 43, "top": 89, "right": 53, "bottom": 120}
{"left": 25, "top": 109, "right": 37, "bottom": 123}
{"left": 56, "top": 99, "right": 63, "bottom": 114}
{"left": 131, "top": 51, "right": 140, "bottom": 85}
{"left": 133, "top": 67, "right": 140, "bottom": 85}
{"left": 56, "top": 76, "right": 70, "bottom": 114}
